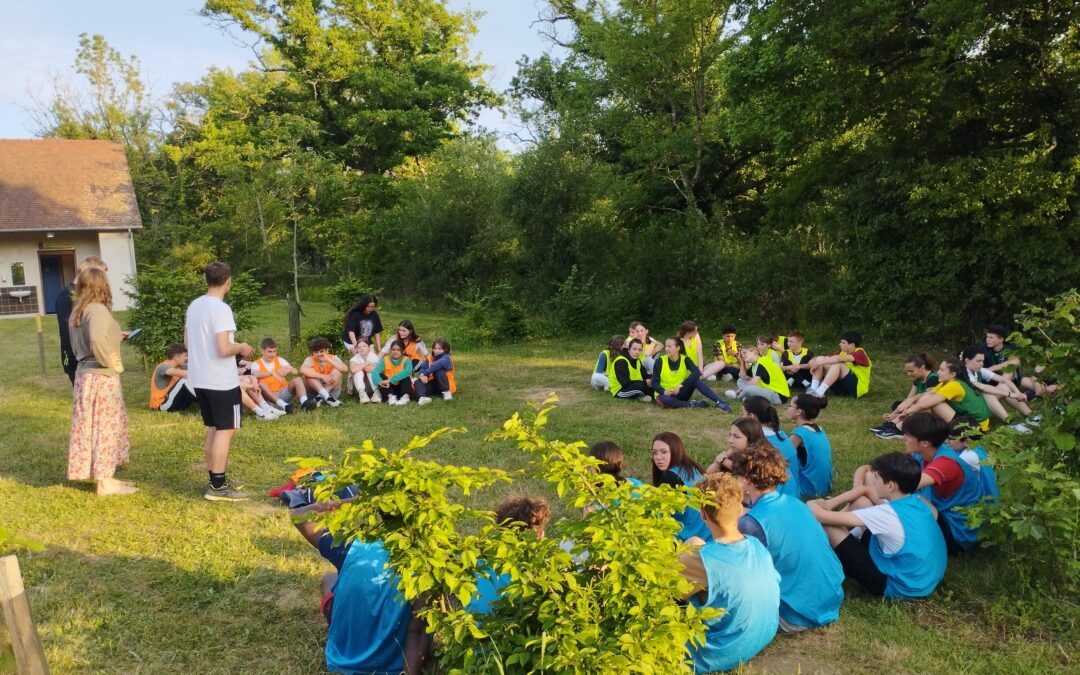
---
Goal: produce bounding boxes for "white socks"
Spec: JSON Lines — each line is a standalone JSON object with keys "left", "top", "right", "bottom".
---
{"left": 276, "top": 399, "right": 288, "bottom": 410}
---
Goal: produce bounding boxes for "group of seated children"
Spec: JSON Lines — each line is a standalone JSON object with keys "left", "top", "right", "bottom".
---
{"left": 588, "top": 400, "right": 996, "bottom": 671}
{"left": 871, "top": 324, "right": 1044, "bottom": 440}
{"left": 150, "top": 318, "right": 457, "bottom": 416}
{"left": 346, "top": 320, "right": 456, "bottom": 406}
{"left": 283, "top": 395, "right": 998, "bottom": 674}
{"left": 592, "top": 322, "right": 872, "bottom": 410}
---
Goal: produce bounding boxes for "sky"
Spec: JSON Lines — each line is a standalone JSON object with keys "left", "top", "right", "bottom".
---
{"left": 0, "top": 0, "right": 559, "bottom": 149}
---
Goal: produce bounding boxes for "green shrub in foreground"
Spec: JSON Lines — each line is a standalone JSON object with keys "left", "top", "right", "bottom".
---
{"left": 293, "top": 397, "right": 718, "bottom": 673}
{"left": 968, "top": 289, "right": 1080, "bottom": 591}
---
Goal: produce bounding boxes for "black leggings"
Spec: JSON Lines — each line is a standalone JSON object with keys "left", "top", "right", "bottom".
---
{"left": 381, "top": 379, "right": 414, "bottom": 400}
{"left": 615, "top": 383, "right": 653, "bottom": 399}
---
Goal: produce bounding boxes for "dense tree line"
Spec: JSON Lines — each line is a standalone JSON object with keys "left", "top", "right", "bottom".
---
{"left": 34, "top": 1, "right": 1080, "bottom": 340}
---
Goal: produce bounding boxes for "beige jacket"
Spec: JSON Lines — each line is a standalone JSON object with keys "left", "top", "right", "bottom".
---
{"left": 70, "top": 303, "right": 124, "bottom": 376}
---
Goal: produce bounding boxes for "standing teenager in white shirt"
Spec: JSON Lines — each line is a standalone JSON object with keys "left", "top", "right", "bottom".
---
{"left": 185, "top": 261, "right": 253, "bottom": 502}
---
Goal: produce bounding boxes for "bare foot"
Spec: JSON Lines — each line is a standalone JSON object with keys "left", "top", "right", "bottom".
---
{"left": 97, "top": 478, "right": 138, "bottom": 496}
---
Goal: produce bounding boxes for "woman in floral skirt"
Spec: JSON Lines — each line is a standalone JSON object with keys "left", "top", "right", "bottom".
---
{"left": 68, "top": 267, "right": 135, "bottom": 496}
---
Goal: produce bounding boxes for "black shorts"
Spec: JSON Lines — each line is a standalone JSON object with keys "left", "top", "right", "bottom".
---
{"left": 834, "top": 531, "right": 887, "bottom": 597}
{"left": 194, "top": 387, "right": 242, "bottom": 430}
{"left": 832, "top": 370, "right": 860, "bottom": 397}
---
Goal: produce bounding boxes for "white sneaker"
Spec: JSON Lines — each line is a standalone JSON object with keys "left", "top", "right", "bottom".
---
{"left": 255, "top": 410, "right": 277, "bottom": 421}
{"left": 706, "top": 375, "right": 717, "bottom": 381}
{"left": 417, "top": 396, "right": 432, "bottom": 406}
{"left": 397, "top": 395, "right": 411, "bottom": 405}
{"left": 1010, "top": 423, "right": 1031, "bottom": 434}
{"left": 442, "top": 391, "right": 453, "bottom": 401}
{"left": 268, "top": 407, "right": 287, "bottom": 417}
{"left": 371, "top": 391, "right": 383, "bottom": 404}
{"left": 721, "top": 373, "right": 734, "bottom": 382}
{"left": 724, "top": 389, "right": 738, "bottom": 399}
{"left": 388, "top": 395, "right": 398, "bottom": 405}
{"left": 787, "top": 377, "right": 795, "bottom": 386}
{"left": 357, "top": 392, "right": 370, "bottom": 404}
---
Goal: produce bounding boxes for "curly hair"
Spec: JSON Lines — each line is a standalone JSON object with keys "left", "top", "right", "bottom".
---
{"left": 495, "top": 497, "right": 551, "bottom": 535}
{"left": 727, "top": 441, "right": 790, "bottom": 491}
{"left": 698, "top": 473, "right": 744, "bottom": 525}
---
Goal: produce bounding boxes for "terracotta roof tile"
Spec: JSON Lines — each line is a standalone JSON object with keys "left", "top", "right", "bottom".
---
{"left": 0, "top": 139, "right": 142, "bottom": 232}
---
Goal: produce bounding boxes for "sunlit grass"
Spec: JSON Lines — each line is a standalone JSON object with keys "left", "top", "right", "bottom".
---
{"left": 1, "top": 301, "right": 1074, "bottom": 673}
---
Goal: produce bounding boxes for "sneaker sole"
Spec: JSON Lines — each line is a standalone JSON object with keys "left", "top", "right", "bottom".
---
{"left": 203, "top": 493, "right": 250, "bottom": 502}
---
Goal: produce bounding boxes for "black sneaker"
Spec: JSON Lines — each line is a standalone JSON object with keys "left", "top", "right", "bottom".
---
{"left": 325, "top": 395, "right": 341, "bottom": 408}
{"left": 688, "top": 400, "right": 709, "bottom": 408}
{"left": 875, "top": 426, "right": 904, "bottom": 440}
{"left": 204, "top": 481, "right": 249, "bottom": 502}
{"left": 714, "top": 400, "right": 732, "bottom": 413}
{"left": 301, "top": 398, "right": 319, "bottom": 411}
{"left": 283, "top": 403, "right": 295, "bottom": 414}
{"left": 869, "top": 424, "right": 887, "bottom": 433}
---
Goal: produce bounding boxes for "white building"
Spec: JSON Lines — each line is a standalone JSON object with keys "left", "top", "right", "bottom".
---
{"left": 0, "top": 139, "right": 141, "bottom": 316}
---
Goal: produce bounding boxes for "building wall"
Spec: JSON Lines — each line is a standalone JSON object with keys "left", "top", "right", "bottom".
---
{"left": 0, "top": 231, "right": 136, "bottom": 316}
{"left": 98, "top": 231, "right": 137, "bottom": 310}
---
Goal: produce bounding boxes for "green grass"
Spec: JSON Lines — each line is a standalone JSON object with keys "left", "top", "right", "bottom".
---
{"left": 1, "top": 301, "right": 1076, "bottom": 673}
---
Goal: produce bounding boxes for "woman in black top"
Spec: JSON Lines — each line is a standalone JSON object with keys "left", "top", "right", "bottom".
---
{"left": 342, "top": 295, "right": 384, "bottom": 354}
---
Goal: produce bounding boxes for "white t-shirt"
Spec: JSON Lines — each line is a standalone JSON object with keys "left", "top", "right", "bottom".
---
{"left": 850, "top": 502, "right": 905, "bottom": 555}
{"left": 350, "top": 351, "right": 380, "bottom": 371}
{"left": 185, "top": 295, "right": 239, "bottom": 391}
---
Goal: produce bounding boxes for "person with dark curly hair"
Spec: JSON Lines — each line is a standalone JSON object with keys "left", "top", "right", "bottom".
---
{"left": 727, "top": 443, "right": 843, "bottom": 632}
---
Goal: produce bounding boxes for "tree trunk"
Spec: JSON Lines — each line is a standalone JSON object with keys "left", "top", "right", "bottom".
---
{"left": 254, "top": 191, "right": 271, "bottom": 262}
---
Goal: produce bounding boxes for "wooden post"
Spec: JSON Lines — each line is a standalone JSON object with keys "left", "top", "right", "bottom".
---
{"left": 0, "top": 555, "right": 49, "bottom": 674}
{"left": 34, "top": 315, "right": 46, "bottom": 376}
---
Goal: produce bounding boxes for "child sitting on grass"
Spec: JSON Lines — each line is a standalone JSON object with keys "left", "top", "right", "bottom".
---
{"left": 610, "top": 338, "right": 653, "bottom": 401}
{"left": 651, "top": 432, "right": 712, "bottom": 542}
{"left": 469, "top": 497, "right": 551, "bottom": 615}
{"left": 591, "top": 335, "right": 625, "bottom": 391}
{"left": 898, "top": 413, "right": 991, "bottom": 554}
{"left": 787, "top": 393, "right": 833, "bottom": 498}
{"left": 808, "top": 452, "right": 947, "bottom": 599}
{"left": 292, "top": 502, "right": 429, "bottom": 674}
{"left": 149, "top": 343, "right": 198, "bottom": 413}
{"left": 300, "top": 337, "right": 348, "bottom": 407}
{"left": 726, "top": 442, "right": 844, "bottom": 632}
{"left": 252, "top": 337, "right": 317, "bottom": 413}
{"left": 349, "top": 338, "right": 382, "bottom": 404}
{"left": 742, "top": 396, "right": 800, "bottom": 499}
{"left": 653, "top": 338, "right": 730, "bottom": 411}
{"left": 872, "top": 353, "right": 939, "bottom": 440}
{"left": 807, "top": 331, "right": 872, "bottom": 398}
{"left": 415, "top": 338, "right": 456, "bottom": 405}
{"left": 780, "top": 330, "right": 815, "bottom": 390}
{"left": 679, "top": 472, "right": 780, "bottom": 673}
{"left": 374, "top": 340, "right": 415, "bottom": 405}
{"left": 702, "top": 325, "right": 742, "bottom": 382}
{"left": 726, "top": 344, "right": 790, "bottom": 404}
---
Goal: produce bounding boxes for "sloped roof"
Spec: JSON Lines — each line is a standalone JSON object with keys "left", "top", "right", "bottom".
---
{"left": 0, "top": 139, "right": 142, "bottom": 232}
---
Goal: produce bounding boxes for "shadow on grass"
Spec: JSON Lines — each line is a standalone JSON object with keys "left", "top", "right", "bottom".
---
{"left": 19, "top": 545, "right": 328, "bottom": 674}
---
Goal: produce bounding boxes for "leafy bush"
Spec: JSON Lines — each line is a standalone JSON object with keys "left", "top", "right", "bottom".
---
{"left": 328, "top": 278, "right": 380, "bottom": 314}
{"left": 447, "top": 284, "right": 528, "bottom": 347}
{"left": 127, "top": 264, "right": 262, "bottom": 361}
{"left": 967, "top": 289, "right": 1080, "bottom": 590}
{"left": 294, "top": 398, "right": 716, "bottom": 672}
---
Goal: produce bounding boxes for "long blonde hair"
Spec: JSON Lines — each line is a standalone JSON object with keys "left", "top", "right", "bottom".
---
{"left": 70, "top": 268, "right": 113, "bottom": 328}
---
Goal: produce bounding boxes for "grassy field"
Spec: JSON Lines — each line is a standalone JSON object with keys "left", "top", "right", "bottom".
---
{"left": 0, "top": 300, "right": 1076, "bottom": 674}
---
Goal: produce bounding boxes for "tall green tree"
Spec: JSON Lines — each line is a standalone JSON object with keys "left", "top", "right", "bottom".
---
{"left": 202, "top": 0, "right": 496, "bottom": 174}
{"left": 727, "top": 0, "right": 1080, "bottom": 335}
